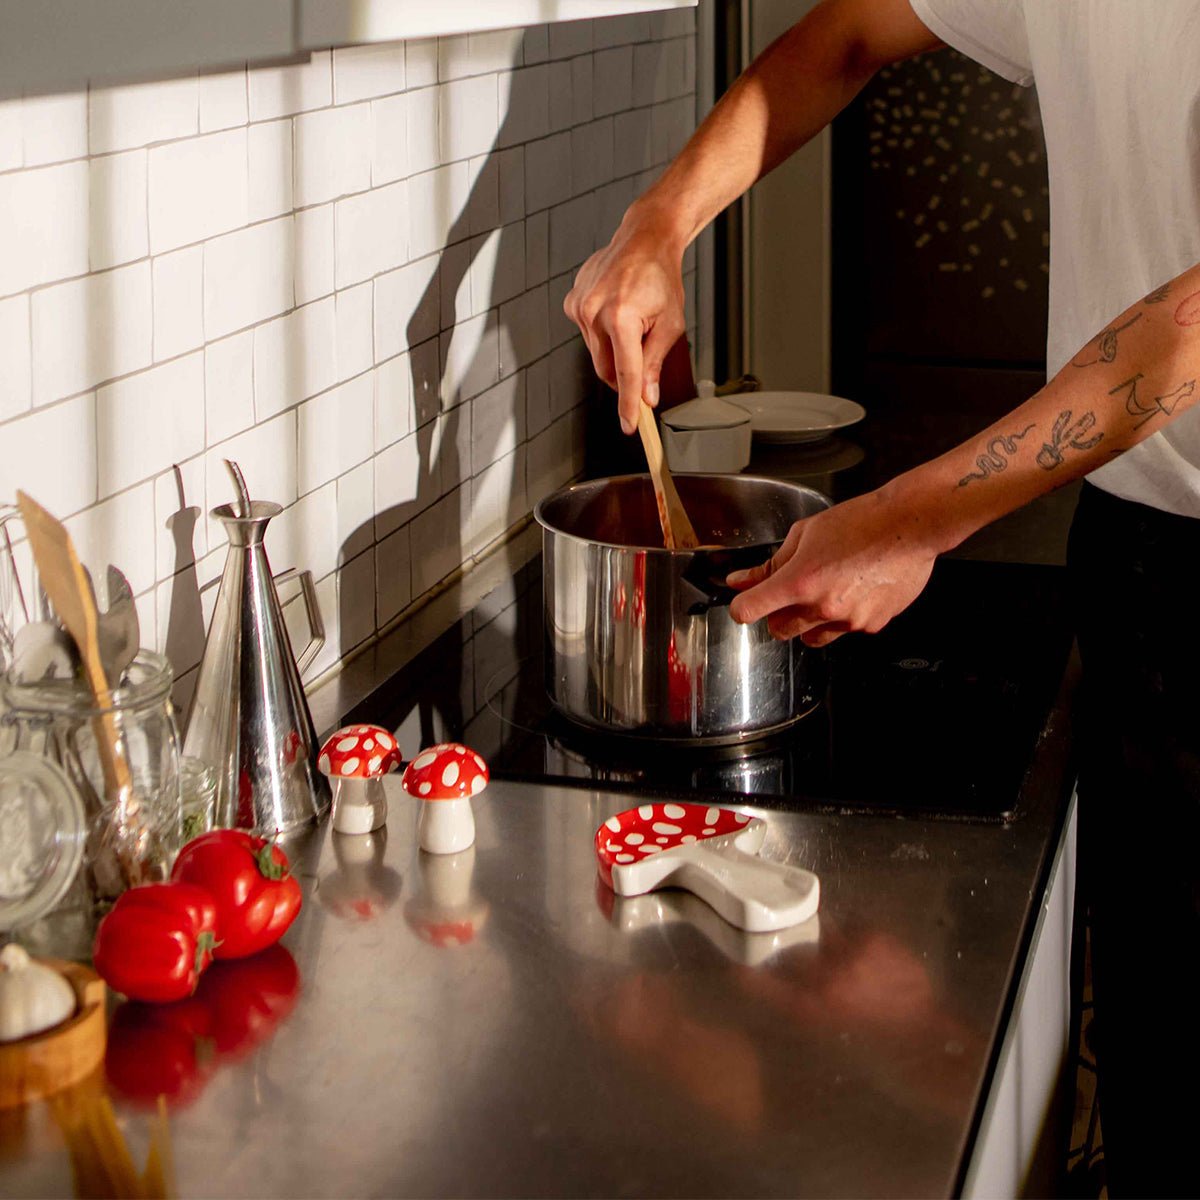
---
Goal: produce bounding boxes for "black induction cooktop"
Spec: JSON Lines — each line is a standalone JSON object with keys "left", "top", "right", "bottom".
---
{"left": 343, "top": 555, "right": 1074, "bottom": 822}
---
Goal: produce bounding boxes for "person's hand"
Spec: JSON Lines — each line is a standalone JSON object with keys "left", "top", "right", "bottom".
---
{"left": 727, "top": 488, "right": 939, "bottom": 645}
{"left": 563, "top": 208, "right": 686, "bottom": 435}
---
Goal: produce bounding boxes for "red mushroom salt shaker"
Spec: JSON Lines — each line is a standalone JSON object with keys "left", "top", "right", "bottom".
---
{"left": 318, "top": 724, "right": 402, "bottom": 835}
{"left": 401, "top": 743, "right": 488, "bottom": 855}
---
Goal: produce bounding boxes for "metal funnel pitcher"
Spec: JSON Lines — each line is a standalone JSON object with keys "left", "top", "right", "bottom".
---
{"left": 183, "top": 465, "right": 330, "bottom": 834}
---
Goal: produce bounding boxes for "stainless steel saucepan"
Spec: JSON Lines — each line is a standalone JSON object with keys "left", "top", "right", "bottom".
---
{"left": 535, "top": 474, "right": 830, "bottom": 744}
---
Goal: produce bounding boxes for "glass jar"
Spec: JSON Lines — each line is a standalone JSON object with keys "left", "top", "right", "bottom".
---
{"left": 1, "top": 651, "right": 182, "bottom": 903}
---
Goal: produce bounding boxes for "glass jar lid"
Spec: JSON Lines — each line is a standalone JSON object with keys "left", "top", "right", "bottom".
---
{"left": 0, "top": 751, "right": 86, "bottom": 931}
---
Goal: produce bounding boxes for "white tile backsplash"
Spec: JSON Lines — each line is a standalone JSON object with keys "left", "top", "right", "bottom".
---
{"left": 371, "top": 94, "right": 410, "bottom": 186}
{"left": 407, "top": 161, "right": 470, "bottom": 259}
{"left": 336, "top": 283, "right": 375, "bottom": 381}
{"left": 153, "top": 456, "right": 207, "bottom": 580}
{"left": 90, "top": 76, "right": 198, "bottom": 155}
{"left": 247, "top": 120, "right": 294, "bottom": 222}
{"left": 295, "top": 104, "right": 372, "bottom": 208}
{"left": 198, "top": 69, "right": 249, "bottom": 134}
{"left": 0, "top": 99, "right": 23, "bottom": 170}
{"left": 247, "top": 52, "right": 332, "bottom": 122}
{"left": 31, "top": 261, "right": 152, "bottom": 406}
{"left": 203, "top": 215, "right": 295, "bottom": 340}
{"left": 297, "top": 371, "right": 375, "bottom": 494}
{"left": 149, "top": 128, "right": 249, "bottom": 255}
{"left": 593, "top": 47, "right": 634, "bottom": 119}
{"left": 438, "top": 74, "right": 499, "bottom": 164}
{"left": 22, "top": 92, "right": 88, "bottom": 167}
{"left": 496, "top": 66, "right": 549, "bottom": 149}
{"left": 0, "top": 393, "right": 97, "bottom": 517}
{"left": 90, "top": 150, "right": 149, "bottom": 270}
{"left": 152, "top": 246, "right": 205, "bottom": 362}
{"left": 254, "top": 297, "right": 338, "bottom": 420}
{"left": 405, "top": 40, "right": 440, "bottom": 91}
{"left": 95, "top": 351, "right": 205, "bottom": 495}
{"left": 571, "top": 55, "right": 595, "bottom": 127}
{"left": 204, "top": 330, "right": 255, "bottom": 446}
{"left": 375, "top": 253, "right": 440, "bottom": 362}
{"left": 293, "top": 203, "right": 336, "bottom": 305}
{"left": 335, "top": 179, "right": 408, "bottom": 288}
{"left": 0, "top": 295, "right": 31, "bottom": 421}
{"left": 334, "top": 42, "right": 408, "bottom": 105}
{"left": 66, "top": 480, "right": 157, "bottom": 597}
{"left": 0, "top": 162, "right": 89, "bottom": 298}
{"left": 375, "top": 525, "right": 411, "bottom": 627}
{"left": 0, "top": 11, "right": 697, "bottom": 685}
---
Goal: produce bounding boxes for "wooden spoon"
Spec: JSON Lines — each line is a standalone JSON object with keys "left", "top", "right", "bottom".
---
{"left": 16, "top": 491, "right": 133, "bottom": 806}
{"left": 637, "top": 402, "right": 700, "bottom": 549}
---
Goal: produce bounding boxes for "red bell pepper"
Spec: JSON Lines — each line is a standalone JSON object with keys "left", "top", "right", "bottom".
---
{"left": 171, "top": 830, "right": 302, "bottom": 959}
{"left": 92, "top": 882, "right": 219, "bottom": 1003}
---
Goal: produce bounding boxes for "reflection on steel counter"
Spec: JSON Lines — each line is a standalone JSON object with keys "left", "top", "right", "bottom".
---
{"left": 342, "top": 554, "right": 1073, "bottom": 823}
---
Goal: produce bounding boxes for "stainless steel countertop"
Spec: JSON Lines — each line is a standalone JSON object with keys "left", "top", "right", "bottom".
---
{"left": 7, "top": 660, "right": 1075, "bottom": 1198}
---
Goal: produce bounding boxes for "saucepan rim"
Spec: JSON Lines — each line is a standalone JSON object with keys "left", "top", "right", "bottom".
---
{"left": 533, "top": 472, "right": 830, "bottom": 554}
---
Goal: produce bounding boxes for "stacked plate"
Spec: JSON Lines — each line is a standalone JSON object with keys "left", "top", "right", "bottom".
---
{"left": 661, "top": 388, "right": 866, "bottom": 473}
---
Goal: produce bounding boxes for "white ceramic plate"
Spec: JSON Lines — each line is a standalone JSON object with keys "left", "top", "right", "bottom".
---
{"left": 729, "top": 392, "right": 866, "bottom": 444}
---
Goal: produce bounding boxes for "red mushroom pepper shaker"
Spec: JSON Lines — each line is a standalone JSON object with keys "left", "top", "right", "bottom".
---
{"left": 401, "top": 743, "right": 488, "bottom": 854}
{"left": 317, "top": 724, "right": 402, "bottom": 835}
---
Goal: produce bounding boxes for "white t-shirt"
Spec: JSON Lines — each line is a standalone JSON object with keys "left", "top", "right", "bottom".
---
{"left": 909, "top": 0, "right": 1200, "bottom": 517}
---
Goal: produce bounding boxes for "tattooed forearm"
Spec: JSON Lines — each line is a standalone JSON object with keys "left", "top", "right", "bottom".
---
{"left": 1176, "top": 291, "right": 1200, "bottom": 327}
{"left": 1036, "top": 410, "right": 1104, "bottom": 469}
{"left": 1145, "top": 282, "right": 1171, "bottom": 304}
{"left": 1071, "top": 312, "right": 1144, "bottom": 368}
{"left": 1111, "top": 372, "right": 1197, "bottom": 428}
{"left": 956, "top": 425, "right": 1036, "bottom": 488}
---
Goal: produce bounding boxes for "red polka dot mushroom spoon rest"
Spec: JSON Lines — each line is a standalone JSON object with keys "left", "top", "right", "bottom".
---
{"left": 595, "top": 803, "right": 820, "bottom": 933}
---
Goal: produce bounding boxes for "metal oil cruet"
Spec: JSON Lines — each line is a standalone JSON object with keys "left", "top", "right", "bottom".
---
{"left": 183, "top": 462, "right": 330, "bottom": 834}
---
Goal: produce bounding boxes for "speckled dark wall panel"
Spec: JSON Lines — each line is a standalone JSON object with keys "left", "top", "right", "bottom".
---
{"left": 834, "top": 48, "right": 1050, "bottom": 369}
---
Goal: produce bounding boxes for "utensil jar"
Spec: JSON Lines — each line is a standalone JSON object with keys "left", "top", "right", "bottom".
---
{"left": 1, "top": 651, "right": 182, "bottom": 901}
{"left": 535, "top": 474, "right": 830, "bottom": 744}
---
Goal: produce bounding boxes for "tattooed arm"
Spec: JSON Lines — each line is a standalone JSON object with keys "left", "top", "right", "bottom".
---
{"left": 727, "top": 263, "right": 1200, "bottom": 645}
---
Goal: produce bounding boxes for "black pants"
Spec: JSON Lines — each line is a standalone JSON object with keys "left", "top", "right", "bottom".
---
{"left": 1067, "top": 482, "right": 1200, "bottom": 1198}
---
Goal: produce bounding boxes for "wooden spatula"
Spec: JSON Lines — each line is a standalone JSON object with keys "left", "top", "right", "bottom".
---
{"left": 637, "top": 404, "right": 700, "bottom": 550}
{"left": 16, "top": 491, "right": 133, "bottom": 805}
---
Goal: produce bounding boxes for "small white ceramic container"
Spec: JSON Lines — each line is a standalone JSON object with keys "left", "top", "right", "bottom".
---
{"left": 661, "top": 381, "right": 753, "bottom": 474}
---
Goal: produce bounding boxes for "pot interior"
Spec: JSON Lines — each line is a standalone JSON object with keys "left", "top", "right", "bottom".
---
{"left": 536, "top": 474, "right": 829, "bottom": 550}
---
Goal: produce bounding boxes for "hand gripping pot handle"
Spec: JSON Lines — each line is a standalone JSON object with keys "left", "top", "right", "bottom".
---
{"left": 272, "top": 568, "right": 325, "bottom": 678}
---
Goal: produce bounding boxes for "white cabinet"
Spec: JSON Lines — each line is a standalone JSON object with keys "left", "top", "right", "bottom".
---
{"left": 0, "top": 0, "right": 696, "bottom": 99}
{"left": 0, "top": 1, "right": 294, "bottom": 97}
{"left": 300, "top": 1, "right": 696, "bottom": 46}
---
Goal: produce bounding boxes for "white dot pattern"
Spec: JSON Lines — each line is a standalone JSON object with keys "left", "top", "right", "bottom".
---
{"left": 401, "top": 742, "right": 489, "bottom": 798}
{"left": 596, "top": 802, "right": 759, "bottom": 880}
{"left": 320, "top": 725, "right": 402, "bottom": 778}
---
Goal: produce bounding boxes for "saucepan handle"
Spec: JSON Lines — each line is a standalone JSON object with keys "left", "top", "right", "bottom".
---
{"left": 273, "top": 568, "right": 326, "bottom": 679}
{"left": 680, "top": 544, "right": 776, "bottom": 614}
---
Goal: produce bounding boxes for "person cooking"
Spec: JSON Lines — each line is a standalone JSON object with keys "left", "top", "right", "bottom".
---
{"left": 564, "top": 1, "right": 1200, "bottom": 1194}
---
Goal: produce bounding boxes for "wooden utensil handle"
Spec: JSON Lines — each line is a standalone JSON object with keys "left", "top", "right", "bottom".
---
{"left": 81, "top": 653, "right": 133, "bottom": 802}
{"left": 638, "top": 404, "right": 700, "bottom": 550}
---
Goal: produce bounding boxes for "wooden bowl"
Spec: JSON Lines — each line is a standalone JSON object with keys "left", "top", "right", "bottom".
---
{"left": 0, "top": 958, "right": 106, "bottom": 1109}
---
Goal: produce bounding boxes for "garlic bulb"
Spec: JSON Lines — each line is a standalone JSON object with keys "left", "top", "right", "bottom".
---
{"left": 0, "top": 944, "right": 76, "bottom": 1042}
